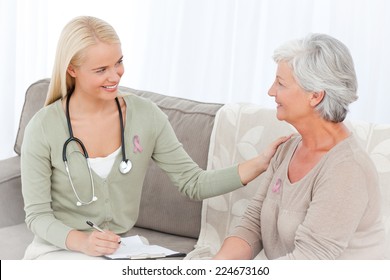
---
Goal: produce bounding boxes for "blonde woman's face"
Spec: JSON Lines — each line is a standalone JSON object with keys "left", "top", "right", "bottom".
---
{"left": 67, "top": 42, "right": 124, "bottom": 101}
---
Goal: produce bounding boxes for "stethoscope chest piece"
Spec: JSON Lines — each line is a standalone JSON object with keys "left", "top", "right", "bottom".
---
{"left": 119, "top": 159, "right": 132, "bottom": 174}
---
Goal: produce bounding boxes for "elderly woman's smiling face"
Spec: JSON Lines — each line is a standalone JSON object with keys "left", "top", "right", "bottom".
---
{"left": 268, "top": 61, "right": 318, "bottom": 125}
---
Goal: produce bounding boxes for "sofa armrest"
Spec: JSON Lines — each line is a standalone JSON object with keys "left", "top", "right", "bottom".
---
{"left": 0, "top": 156, "right": 25, "bottom": 227}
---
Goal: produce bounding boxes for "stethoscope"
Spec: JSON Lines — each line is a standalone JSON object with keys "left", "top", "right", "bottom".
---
{"left": 62, "top": 94, "right": 132, "bottom": 206}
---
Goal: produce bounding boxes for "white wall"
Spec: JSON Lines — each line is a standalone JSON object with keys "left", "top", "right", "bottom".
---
{"left": 1, "top": 0, "right": 389, "bottom": 159}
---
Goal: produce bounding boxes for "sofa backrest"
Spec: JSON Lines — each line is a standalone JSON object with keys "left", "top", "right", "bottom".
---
{"left": 15, "top": 78, "right": 222, "bottom": 239}
{"left": 14, "top": 80, "right": 49, "bottom": 155}
{"left": 189, "top": 103, "right": 390, "bottom": 259}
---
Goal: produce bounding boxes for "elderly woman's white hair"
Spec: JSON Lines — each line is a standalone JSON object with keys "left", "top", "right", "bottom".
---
{"left": 272, "top": 33, "right": 358, "bottom": 122}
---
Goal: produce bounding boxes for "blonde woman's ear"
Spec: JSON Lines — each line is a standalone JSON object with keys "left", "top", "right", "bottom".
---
{"left": 67, "top": 65, "right": 77, "bottom": 78}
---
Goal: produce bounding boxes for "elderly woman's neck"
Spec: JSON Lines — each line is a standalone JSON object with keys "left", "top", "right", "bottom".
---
{"left": 296, "top": 120, "right": 350, "bottom": 151}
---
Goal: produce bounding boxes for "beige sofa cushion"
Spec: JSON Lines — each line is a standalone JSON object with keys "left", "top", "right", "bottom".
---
{"left": 0, "top": 223, "right": 34, "bottom": 259}
{"left": 187, "top": 103, "right": 390, "bottom": 259}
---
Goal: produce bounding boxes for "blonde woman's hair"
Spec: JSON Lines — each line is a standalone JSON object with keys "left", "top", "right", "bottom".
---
{"left": 45, "top": 16, "right": 121, "bottom": 106}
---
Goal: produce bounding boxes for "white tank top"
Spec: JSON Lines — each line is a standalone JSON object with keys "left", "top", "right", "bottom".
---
{"left": 89, "top": 147, "right": 121, "bottom": 179}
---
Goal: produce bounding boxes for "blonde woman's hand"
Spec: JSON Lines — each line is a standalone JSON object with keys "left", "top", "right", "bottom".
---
{"left": 238, "top": 134, "right": 292, "bottom": 185}
{"left": 259, "top": 134, "right": 292, "bottom": 167}
{"left": 66, "top": 229, "right": 121, "bottom": 256}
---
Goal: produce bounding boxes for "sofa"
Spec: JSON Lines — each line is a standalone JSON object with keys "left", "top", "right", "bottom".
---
{"left": 1, "top": 79, "right": 389, "bottom": 260}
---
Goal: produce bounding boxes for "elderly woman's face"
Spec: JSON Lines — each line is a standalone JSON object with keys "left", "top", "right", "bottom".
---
{"left": 268, "top": 61, "right": 314, "bottom": 124}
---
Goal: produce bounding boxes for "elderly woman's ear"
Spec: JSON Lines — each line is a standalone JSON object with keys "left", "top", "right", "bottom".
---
{"left": 309, "top": 91, "right": 325, "bottom": 107}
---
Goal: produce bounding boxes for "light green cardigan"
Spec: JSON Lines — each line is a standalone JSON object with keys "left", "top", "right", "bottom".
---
{"left": 21, "top": 94, "right": 243, "bottom": 249}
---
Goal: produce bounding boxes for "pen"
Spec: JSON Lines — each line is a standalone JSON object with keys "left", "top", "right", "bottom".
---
{"left": 86, "top": 220, "right": 104, "bottom": 233}
{"left": 86, "top": 220, "right": 125, "bottom": 246}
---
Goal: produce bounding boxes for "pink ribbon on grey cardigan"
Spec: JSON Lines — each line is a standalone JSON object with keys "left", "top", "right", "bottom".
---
{"left": 133, "top": 135, "right": 143, "bottom": 153}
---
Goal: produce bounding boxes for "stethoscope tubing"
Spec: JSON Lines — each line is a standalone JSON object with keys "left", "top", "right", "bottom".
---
{"left": 62, "top": 94, "right": 131, "bottom": 206}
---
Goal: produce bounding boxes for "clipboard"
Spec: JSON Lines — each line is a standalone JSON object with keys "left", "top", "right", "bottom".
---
{"left": 105, "top": 252, "right": 187, "bottom": 260}
{"left": 104, "top": 235, "right": 186, "bottom": 260}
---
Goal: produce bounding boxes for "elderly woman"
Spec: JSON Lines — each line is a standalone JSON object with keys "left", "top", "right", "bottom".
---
{"left": 214, "top": 33, "right": 385, "bottom": 260}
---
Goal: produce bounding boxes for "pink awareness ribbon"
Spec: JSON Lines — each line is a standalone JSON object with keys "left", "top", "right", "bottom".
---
{"left": 133, "top": 135, "right": 143, "bottom": 153}
{"left": 272, "top": 178, "right": 282, "bottom": 193}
